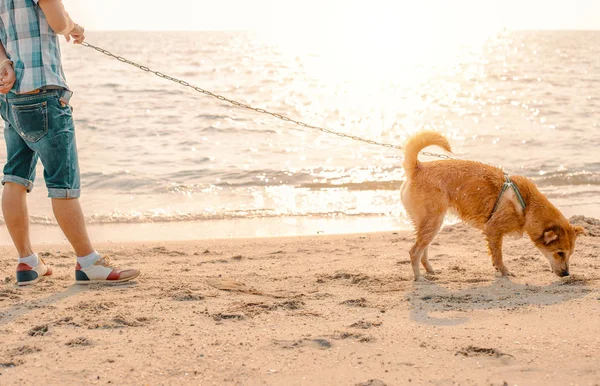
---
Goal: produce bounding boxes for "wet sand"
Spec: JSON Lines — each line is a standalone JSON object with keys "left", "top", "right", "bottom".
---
{"left": 1, "top": 217, "right": 599, "bottom": 385}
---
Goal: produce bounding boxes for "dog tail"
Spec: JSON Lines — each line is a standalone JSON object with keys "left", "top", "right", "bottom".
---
{"left": 403, "top": 131, "right": 452, "bottom": 179}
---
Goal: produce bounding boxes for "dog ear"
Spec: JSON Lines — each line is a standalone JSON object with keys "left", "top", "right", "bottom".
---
{"left": 543, "top": 230, "right": 558, "bottom": 244}
{"left": 573, "top": 225, "right": 587, "bottom": 237}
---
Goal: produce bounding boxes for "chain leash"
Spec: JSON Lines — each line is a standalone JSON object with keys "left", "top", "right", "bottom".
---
{"left": 81, "top": 41, "right": 455, "bottom": 160}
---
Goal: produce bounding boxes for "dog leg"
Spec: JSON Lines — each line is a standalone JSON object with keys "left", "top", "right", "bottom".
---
{"left": 484, "top": 232, "right": 512, "bottom": 276}
{"left": 421, "top": 247, "right": 436, "bottom": 274}
{"left": 410, "top": 216, "right": 444, "bottom": 281}
{"left": 485, "top": 206, "right": 523, "bottom": 277}
{"left": 409, "top": 243, "right": 426, "bottom": 281}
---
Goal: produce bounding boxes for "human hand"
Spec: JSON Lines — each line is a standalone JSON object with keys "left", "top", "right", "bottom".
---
{"left": 0, "top": 61, "right": 16, "bottom": 94}
{"left": 65, "top": 23, "right": 85, "bottom": 44}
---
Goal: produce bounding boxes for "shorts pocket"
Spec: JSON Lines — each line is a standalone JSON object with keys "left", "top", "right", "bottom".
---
{"left": 11, "top": 101, "right": 49, "bottom": 143}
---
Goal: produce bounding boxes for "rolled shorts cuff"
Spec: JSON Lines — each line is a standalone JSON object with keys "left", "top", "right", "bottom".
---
{"left": 2, "top": 175, "right": 34, "bottom": 192}
{"left": 48, "top": 188, "right": 81, "bottom": 199}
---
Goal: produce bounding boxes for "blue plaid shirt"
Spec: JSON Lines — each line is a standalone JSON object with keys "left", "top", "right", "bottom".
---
{"left": 0, "top": 0, "right": 69, "bottom": 93}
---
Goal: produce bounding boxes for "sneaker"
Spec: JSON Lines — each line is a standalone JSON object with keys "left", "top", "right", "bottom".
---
{"left": 75, "top": 256, "right": 140, "bottom": 284}
{"left": 17, "top": 257, "right": 53, "bottom": 286}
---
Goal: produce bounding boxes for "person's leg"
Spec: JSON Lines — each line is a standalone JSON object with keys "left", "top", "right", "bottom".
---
{"left": 51, "top": 198, "right": 94, "bottom": 257}
{"left": 1, "top": 113, "right": 37, "bottom": 258}
{"left": 2, "top": 182, "right": 34, "bottom": 257}
{"left": 1, "top": 99, "right": 52, "bottom": 285}
{"left": 51, "top": 192, "right": 140, "bottom": 284}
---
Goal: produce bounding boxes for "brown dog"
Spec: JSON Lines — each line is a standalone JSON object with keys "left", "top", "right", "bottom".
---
{"left": 400, "top": 131, "right": 586, "bottom": 281}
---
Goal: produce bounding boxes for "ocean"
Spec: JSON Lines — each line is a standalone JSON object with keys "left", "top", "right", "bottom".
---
{"left": 1, "top": 30, "right": 599, "bottom": 243}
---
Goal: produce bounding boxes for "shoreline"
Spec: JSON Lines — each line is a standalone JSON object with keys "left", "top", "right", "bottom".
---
{"left": 0, "top": 215, "right": 413, "bottom": 246}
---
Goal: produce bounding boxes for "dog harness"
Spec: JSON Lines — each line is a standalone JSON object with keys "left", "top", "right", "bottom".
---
{"left": 489, "top": 173, "right": 527, "bottom": 220}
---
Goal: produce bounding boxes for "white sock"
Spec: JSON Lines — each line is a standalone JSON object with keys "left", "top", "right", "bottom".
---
{"left": 77, "top": 250, "right": 101, "bottom": 269}
{"left": 18, "top": 253, "right": 39, "bottom": 266}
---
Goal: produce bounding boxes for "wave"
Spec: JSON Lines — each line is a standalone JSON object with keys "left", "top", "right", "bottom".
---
{"left": 79, "top": 167, "right": 600, "bottom": 194}
{"left": 530, "top": 171, "right": 600, "bottom": 187}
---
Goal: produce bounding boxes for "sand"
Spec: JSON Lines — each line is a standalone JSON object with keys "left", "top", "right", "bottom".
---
{"left": 0, "top": 217, "right": 599, "bottom": 386}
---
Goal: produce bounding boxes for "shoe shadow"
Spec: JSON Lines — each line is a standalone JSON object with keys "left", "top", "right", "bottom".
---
{"left": 406, "top": 276, "right": 594, "bottom": 326}
{"left": 0, "top": 284, "right": 89, "bottom": 326}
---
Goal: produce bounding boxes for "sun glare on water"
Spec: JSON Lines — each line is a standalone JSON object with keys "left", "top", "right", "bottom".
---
{"left": 253, "top": 0, "right": 503, "bottom": 144}
{"left": 260, "top": 1, "right": 500, "bottom": 78}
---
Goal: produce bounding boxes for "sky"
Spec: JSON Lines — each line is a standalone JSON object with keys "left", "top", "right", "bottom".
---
{"left": 63, "top": 0, "right": 600, "bottom": 32}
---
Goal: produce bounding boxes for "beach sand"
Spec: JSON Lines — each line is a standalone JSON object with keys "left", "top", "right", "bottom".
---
{"left": 1, "top": 217, "right": 599, "bottom": 385}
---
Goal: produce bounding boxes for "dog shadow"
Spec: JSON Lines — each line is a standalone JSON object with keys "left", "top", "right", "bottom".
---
{"left": 405, "top": 276, "right": 594, "bottom": 326}
{"left": 0, "top": 281, "right": 138, "bottom": 326}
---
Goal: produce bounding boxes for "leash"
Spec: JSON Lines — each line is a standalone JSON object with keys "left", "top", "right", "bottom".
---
{"left": 81, "top": 42, "right": 454, "bottom": 161}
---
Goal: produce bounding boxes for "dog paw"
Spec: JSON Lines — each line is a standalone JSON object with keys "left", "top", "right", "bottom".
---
{"left": 500, "top": 269, "right": 516, "bottom": 277}
{"left": 414, "top": 276, "right": 430, "bottom": 283}
{"left": 495, "top": 265, "right": 514, "bottom": 277}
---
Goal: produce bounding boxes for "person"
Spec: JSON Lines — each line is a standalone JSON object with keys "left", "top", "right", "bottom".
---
{"left": 0, "top": 0, "right": 139, "bottom": 285}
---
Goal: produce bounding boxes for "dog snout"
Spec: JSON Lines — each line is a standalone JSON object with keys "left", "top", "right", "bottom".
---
{"left": 557, "top": 270, "right": 570, "bottom": 277}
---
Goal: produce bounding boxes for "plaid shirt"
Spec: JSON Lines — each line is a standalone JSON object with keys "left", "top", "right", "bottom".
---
{"left": 0, "top": 0, "right": 69, "bottom": 93}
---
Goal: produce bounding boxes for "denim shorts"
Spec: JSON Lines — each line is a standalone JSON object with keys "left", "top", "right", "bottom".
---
{"left": 0, "top": 89, "right": 80, "bottom": 198}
